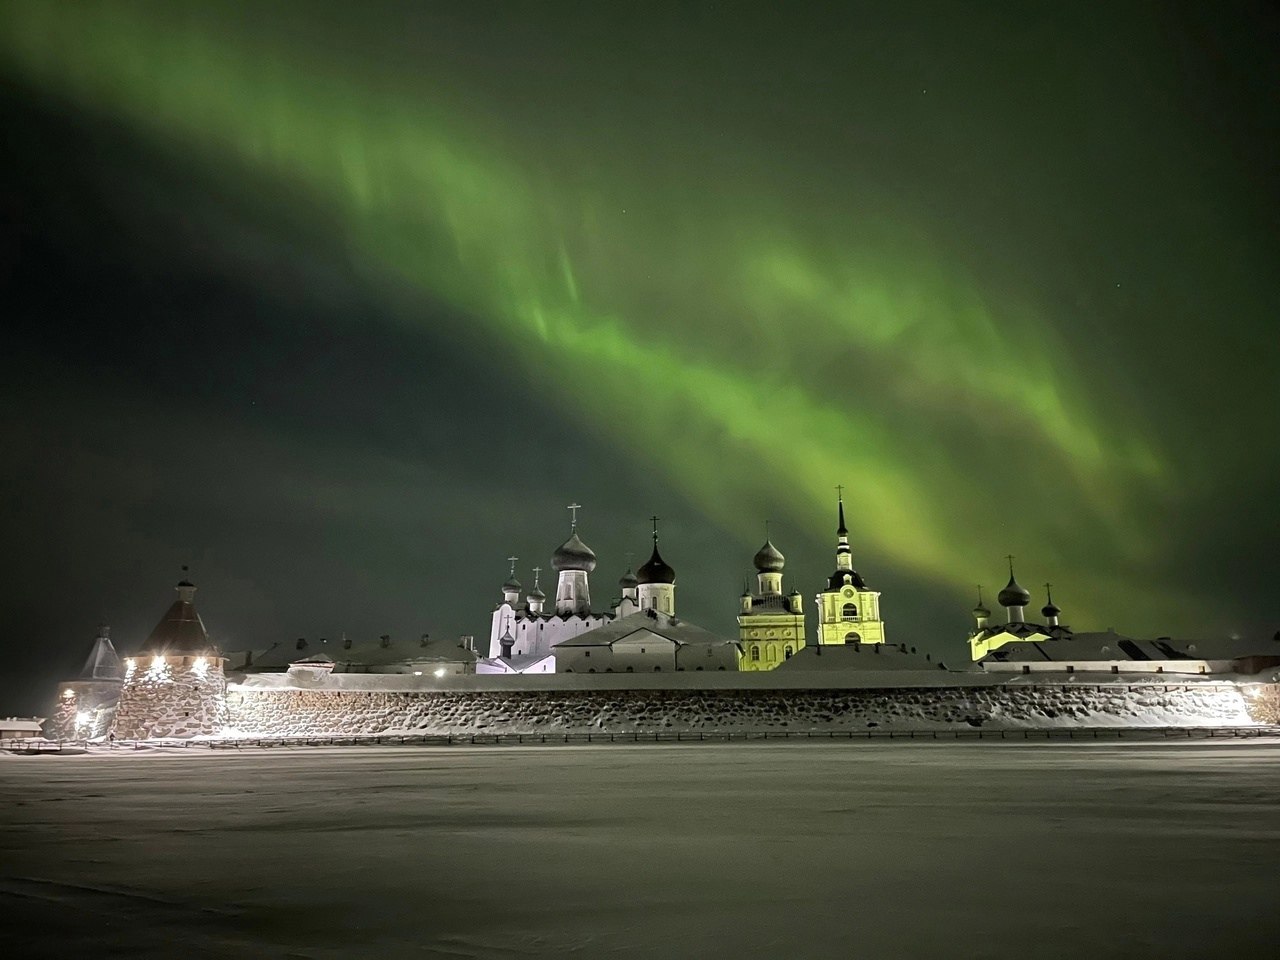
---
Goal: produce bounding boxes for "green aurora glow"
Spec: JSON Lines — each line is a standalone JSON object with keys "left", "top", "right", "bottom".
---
{"left": 3, "top": 1, "right": 1277, "bottom": 647}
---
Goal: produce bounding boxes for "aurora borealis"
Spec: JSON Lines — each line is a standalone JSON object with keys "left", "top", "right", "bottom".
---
{"left": 2, "top": 2, "right": 1277, "bottom": 707}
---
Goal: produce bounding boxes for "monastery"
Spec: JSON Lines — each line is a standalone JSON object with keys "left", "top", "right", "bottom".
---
{"left": 40, "top": 495, "right": 1280, "bottom": 741}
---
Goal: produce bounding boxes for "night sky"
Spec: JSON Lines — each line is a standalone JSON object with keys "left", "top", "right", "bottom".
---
{"left": 2, "top": 2, "right": 1277, "bottom": 713}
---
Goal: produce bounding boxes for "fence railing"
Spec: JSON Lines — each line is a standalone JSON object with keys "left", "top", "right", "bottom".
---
{"left": 0, "top": 738, "right": 87, "bottom": 752}
{"left": 83, "top": 725, "right": 1280, "bottom": 750}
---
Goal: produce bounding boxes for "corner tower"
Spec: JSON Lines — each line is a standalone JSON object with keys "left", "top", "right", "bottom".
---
{"left": 816, "top": 490, "right": 886, "bottom": 645}
{"left": 111, "top": 570, "right": 228, "bottom": 739}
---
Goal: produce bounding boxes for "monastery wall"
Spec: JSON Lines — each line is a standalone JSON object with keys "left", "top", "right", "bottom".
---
{"left": 224, "top": 682, "right": 1256, "bottom": 738}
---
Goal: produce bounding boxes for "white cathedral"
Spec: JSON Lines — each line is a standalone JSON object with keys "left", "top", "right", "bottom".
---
{"left": 479, "top": 509, "right": 738, "bottom": 673}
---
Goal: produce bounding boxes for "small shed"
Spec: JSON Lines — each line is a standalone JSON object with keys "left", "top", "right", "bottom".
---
{"left": 0, "top": 718, "right": 47, "bottom": 739}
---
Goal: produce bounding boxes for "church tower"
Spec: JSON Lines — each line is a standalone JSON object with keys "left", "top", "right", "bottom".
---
{"left": 111, "top": 571, "right": 228, "bottom": 739}
{"left": 636, "top": 517, "right": 675, "bottom": 615}
{"left": 553, "top": 503, "right": 597, "bottom": 616}
{"left": 737, "top": 534, "right": 806, "bottom": 671}
{"left": 816, "top": 491, "right": 886, "bottom": 645}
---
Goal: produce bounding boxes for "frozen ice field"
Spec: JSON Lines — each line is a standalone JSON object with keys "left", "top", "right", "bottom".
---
{"left": 3, "top": 741, "right": 1279, "bottom": 959}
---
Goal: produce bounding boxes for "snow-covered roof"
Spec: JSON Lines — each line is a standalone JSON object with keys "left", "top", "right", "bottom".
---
{"left": 246, "top": 636, "right": 478, "bottom": 672}
{"left": 552, "top": 610, "right": 730, "bottom": 649}
{"left": 776, "top": 642, "right": 959, "bottom": 672}
{"left": 0, "top": 718, "right": 45, "bottom": 733}
{"left": 476, "top": 653, "right": 556, "bottom": 674}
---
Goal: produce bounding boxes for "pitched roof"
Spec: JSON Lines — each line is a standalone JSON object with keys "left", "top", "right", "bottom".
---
{"left": 552, "top": 609, "right": 729, "bottom": 648}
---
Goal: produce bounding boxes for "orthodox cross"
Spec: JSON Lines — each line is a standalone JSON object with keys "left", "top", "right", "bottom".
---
{"left": 835, "top": 484, "right": 845, "bottom": 500}
{"left": 1005, "top": 554, "right": 1016, "bottom": 577}
{"left": 507, "top": 555, "right": 518, "bottom": 577}
{"left": 650, "top": 515, "right": 660, "bottom": 541}
{"left": 1044, "top": 582, "right": 1054, "bottom": 602}
{"left": 567, "top": 502, "right": 581, "bottom": 529}
{"left": 532, "top": 565, "right": 542, "bottom": 589}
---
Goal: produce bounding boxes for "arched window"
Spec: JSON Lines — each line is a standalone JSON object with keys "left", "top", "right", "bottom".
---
{"left": 751, "top": 646, "right": 760, "bottom": 661}
{"left": 653, "top": 665, "right": 661, "bottom": 671}
{"left": 841, "top": 603, "right": 857, "bottom": 621}
{"left": 844, "top": 631, "right": 860, "bottom": 644}
{"left": 626, "top": 665, "right": 634, "bottom": 673}
{"left": 784, "top": 646, "right": 793, "bottom": 659}
{"left": 588, "top": 667, "right": 596, "bottom": 673}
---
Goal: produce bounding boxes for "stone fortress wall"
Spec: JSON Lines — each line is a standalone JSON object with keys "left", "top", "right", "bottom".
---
{"left": 223, "top": 681, "right": 1259, "bottom": 738}
{"left": 114, "top": 658, "right": 228, "bottom": 739}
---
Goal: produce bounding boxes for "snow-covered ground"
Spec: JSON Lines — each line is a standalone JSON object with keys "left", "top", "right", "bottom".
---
{"left": 3, "top": 742, "right": 1279, "bottom": 958}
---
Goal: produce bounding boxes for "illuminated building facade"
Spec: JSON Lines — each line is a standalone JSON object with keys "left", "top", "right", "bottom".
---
{"left": 736, "top": 538, "right": 806, "bottom": 671}
{"left": 815, "top": 495, "right": 886, "bottom": 646}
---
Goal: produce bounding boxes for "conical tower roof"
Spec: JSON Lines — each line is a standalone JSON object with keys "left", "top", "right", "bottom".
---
{"left": 141, "top": 574, "right": 213, "bottom": 655}
{"left": 80, "top": 625, "right": 124, "bottom": 680}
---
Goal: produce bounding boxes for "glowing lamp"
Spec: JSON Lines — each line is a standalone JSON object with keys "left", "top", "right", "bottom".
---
{"left": 62, "top": 688, "right": 75, "bottom": 698}
{"left": 75, "top": 711, "right": 92, "bottom": 727}
{"left": 433, "top": 668, "right": 446, "bottom": 678}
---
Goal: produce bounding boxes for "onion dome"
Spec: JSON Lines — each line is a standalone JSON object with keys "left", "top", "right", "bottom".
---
{"left": 552, "top": 532, "right": 597, "bottom": 572}
{"left": 502, "top": 574, "right": 522, "bottom": 593}
{"left": 527, "top": 583, "right": 546, "bottom": 601}
{"left": 753, "top": 540, "right": 785, "bottom": 573}
{"left": 972, "top": 586, "right": 990, "bottom": 619}
{"left": 636, "top": 544, "right": 675, "bottom": 584}
{"left": 998, "top": 575, "right": 1030, "bottom": 608}
{"left": 1041, "top": 583, "right": 1060, "bottom": 619}
{"left": 618, "top": 567, "right": 638, "bottom": 590}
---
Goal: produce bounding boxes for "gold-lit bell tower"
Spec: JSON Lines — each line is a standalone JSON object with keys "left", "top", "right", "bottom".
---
{"left": 815, "top": 489, "right": 885, "bottom": 645}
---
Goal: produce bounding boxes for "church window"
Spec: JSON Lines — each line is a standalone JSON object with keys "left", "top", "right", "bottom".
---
{"left": 751, "top": 646, "right": 760, "bottom": 661}
{"left": 785, "top": 646, "right": 793, "bottom": 659}
{"left": 588, "top": 668, "right": 596, "bottom": 673}
{"left": 844, "top": 632, "right": 860, "bottom": 644}
{"left": 654, "top": 665, "right": 661, "bottom": 671}
{"left": 584, "top": 651, "right": 590, "bottom": 657}
{"left": 842, "top": 603, "right": 857, "bottom": 621}
{"left": 695, "top": 666, "right": 703, "bottom": 671}
{"left": 626, "top": 666, "right": 634, "bottom": 672}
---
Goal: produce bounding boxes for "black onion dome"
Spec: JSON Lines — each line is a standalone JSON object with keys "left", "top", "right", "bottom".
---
{"left": 636, "top": 545, "right": 675, "bottom": 584}
{"left": 502, "top": 575, "right": 522, "bottom": 593}
{"left": 618, "top": 567, "right": 638, "bottom": 589}
{"left": 527, "top": 583, "right": 546, "bottom": 600}
{"left": 973, "top": 601, "right": 991, "bottom": 618}
{"left": 753, "top": 540, "right": 785, "bottom": 573}
{"left": 1041, "top": 601, "right": 1060, "bottom": 618}
{"left": 998, "top": 576, "right": 1031, "bottom": 608}
{"left": 552, "top": 532, "right": 597, "bottom": 572}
